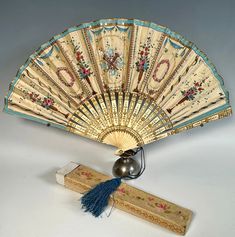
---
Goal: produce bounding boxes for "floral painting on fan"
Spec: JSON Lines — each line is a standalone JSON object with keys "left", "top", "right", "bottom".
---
{"left": 4, "top": 18, "right": 232, "bottom": 152}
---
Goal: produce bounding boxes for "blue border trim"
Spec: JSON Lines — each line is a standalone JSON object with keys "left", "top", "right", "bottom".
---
{"left": 4, "top": 18, "right": 231, "bottom": 129}
{"left": 4, "top": 105, "right": 66, "bottom": 130}
{"left": 174, "top": 103, "right": 231, "bottom": 129}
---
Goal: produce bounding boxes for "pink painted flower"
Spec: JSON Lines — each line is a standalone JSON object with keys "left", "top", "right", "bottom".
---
{"left": 140, "top": 60, "right": 145, "bottom": 65}
{"left": 76, "top": 51, "right": 83, "bottom": 61}
{"left": 155, "top": 203, "right": 169, "bottom": 212}
{"left": 117, "top": 187, "right": 126, "bottom": 194}
{"left": 185, "top": 88, "right": 196, "bottom": 96}
{"left": 42, "top": 97, "right": 54, "bottom": 109}
{"left": 148, "top": 197, "right": 154, "bottom": 201}
{"left": 81, "top": 171, "right": 92, "bottom": 178}
{"left": 158, "top": 203, "right": 168, "bottom": 210}
{"left": 29, "top": 92, "right": 39, "bottom": 102}
{"left": 82, "top": 68, "right": 90, "bottom": 76}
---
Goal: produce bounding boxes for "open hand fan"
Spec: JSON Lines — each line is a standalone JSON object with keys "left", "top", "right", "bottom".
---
{"left": 4, "top": 18, "right": 232, "bottom": 152}
{"left": 4, "top": 18, "right": 232, "bottom": 218}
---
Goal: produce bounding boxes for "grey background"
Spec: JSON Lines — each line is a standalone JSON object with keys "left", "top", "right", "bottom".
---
{"left": 0, "top": 1, "right": 234, "bottom": 237}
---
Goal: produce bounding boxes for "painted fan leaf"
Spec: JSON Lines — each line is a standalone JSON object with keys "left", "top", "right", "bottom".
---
{"left": 4, "top": 18, "right": 232, "bottom": 151}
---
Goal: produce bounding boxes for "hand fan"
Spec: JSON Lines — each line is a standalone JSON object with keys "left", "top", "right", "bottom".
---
{"left": 4, "top": 18, "right": 232, "bottom": 217}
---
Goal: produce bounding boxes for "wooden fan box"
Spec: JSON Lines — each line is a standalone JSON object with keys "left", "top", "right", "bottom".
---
{"left": 56, "top": 162, "right": 193, "bottom": 235}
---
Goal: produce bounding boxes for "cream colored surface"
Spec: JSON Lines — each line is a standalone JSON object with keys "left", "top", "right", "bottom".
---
{"left": 5, "top": 19, "right": 231, "bottom": 151}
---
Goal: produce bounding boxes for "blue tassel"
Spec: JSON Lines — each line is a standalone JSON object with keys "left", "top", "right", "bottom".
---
{"left": 81, "top": 177, "right": 122, "bottom": 217}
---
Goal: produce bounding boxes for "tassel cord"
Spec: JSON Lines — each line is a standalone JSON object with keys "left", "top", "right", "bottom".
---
{"left": 80, "top": 147, "right": 145, "bottom": 217}
{"left": 106, "top": 147, "right": 145, "bottom": 216}
{"left": 122, "top": 147, "right": 145, "bottom": 180}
